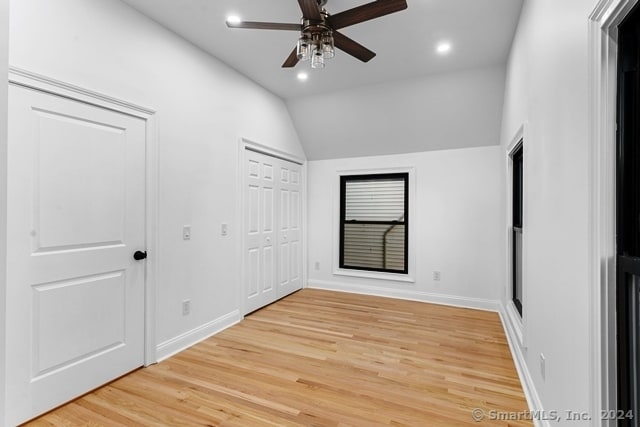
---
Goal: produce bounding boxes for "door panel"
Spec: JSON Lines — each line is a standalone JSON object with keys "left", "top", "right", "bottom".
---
{"left": 263, "top": 187, "right": 274, "bottom": 233}
{"left": 248, "top": 184, "right": 259, "bottom": 234}
{"left": 244, "top": 150, "right": 278, "bottom": 313}
{"left": 264, "top": 246, "right": 274, "bottom": 292}
{"left": 247, "top": 248, "right": 259, "bottom": 298}
{"left": 280, "top": 241, "right": 290, "bottom": 287}
{"left": 281, "top": 188, "right": 290, "bottom": 231}
{"left": 6, "top": 85, "right": 146, "bottom": 425}
{"left": 278, "top": 162, "right": 302, "bottom": 297}
{"left": 279, "top": 187, "right": 291, "bottom": 289}
{"left": 244, "top": 150, "right": 302, "bottom": 314}
{"left": 35, "top": 110, "right": 126, "bottom": 250}
{"left": 32, "top": 271, "right": 126, "bottom": 377}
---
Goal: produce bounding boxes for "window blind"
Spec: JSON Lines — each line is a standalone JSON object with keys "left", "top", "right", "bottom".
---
{"left": 340, "top": 174, "right": 408, "bottom": 273}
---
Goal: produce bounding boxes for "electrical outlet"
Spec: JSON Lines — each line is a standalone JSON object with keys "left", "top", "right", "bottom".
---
{"left": 433, "top": 271, "right": 441, "bottom": 281}
{"left": 221, "top": 223, "right": 228, "bottom": 237}
{"left": 183, "top": 225, "right": 191, "bottom": 240}
{"left": 182, "top": 299, "right": 191, "bottom": 316}
{"left": 315, "top": 261, "right": 320, "bottom": 270}
{"left": 540, "top": 353, "right": 546, "bottom": 381}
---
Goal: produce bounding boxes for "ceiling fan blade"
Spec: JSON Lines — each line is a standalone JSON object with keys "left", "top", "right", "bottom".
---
{"left": 226, "top": 21, "right": 301, "bottom": 31}
{"left": 282, "top": 47, "right": 300, "bottom": 68}
{"left": 298, "top": 0, "right": 322, "bottom": 21}
{"left": 333, "top": 31, "right": 376, "bottom": 62}
{"left": 328, "top": 0, "right": 408, "bottom": 30}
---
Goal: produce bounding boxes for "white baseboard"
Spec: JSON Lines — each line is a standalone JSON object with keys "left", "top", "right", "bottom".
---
{"left": 498, "top": 305, "right": 547, "bottom": 427}
{"left": 155, "top": 309, "right": 242, "bottom": 362}
{"left": 307, "top": 279, "right": 502, "bottom": 312}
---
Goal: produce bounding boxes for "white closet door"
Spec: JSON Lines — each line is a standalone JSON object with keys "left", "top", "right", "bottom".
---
{"left": 244, "top": 150, "right": 278, "bottom": 313}
{"left": 278, "top": 161, "right": 302, "bottom": 297}
{"left": 6, "top": 85, "right": 146, "bottom": 425}
{"left": 243, "top": 149, "right": 303, "bottom": 314}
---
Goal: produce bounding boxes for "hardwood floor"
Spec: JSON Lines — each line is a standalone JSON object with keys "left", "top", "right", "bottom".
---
{"left": 26, "top": 289, "right": 531, "bottom": 426}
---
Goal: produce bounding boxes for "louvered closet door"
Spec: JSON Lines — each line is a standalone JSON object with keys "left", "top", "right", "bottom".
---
{"left": 244, "top": 149, "right": 303, "bottom": 314}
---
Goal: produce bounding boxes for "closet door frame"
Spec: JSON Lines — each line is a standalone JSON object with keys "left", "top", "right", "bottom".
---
{"left": 238, "top": 138, "right": 306, "bottom": 315}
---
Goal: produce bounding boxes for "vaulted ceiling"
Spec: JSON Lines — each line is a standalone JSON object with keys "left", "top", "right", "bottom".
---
{"left": 120, "top": 0, "right": 524, "bottom": 159}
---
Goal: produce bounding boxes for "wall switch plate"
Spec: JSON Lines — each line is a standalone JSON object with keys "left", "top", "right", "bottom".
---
{"left": 221, "top": 223, "right": 228, "bottom": 237}
{"left": 182, "top": 299, "right": 191, "bottom": 316}
{"left": 183, "top": 225, "right": 191, "bottom": 240}
{"left": 433, "top": 271, "right": 441, "bottom": 281}
{"left": 315, "top": 261, "right": 320, "bottom": 270}
{"left": 540, "top": 353, "right": 546, "bottom": 381}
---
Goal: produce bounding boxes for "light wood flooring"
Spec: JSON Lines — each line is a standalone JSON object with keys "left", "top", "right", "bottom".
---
{"left": 26, "top": 289, "right": 531, "bottom": 426}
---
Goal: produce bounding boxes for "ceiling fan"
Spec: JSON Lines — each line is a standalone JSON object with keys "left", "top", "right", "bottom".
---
{"left": 226, "top": 0, "right": 408, "bottom": 69}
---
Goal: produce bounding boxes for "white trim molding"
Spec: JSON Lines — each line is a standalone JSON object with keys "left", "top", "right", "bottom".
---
{"left": 499, "top": 307, "right": 548, "bottom": 427}
{"left": 8, "top": 67, "right": 161, "bottom": 367}
{"left": 588, "top": 1, "right": 638, "bottom": 425}
{"left": 240, "top": 137, "right": 305, "bottom": 166}
{"left": 156, "top": 310, "right": 242, "bottom": 362}
{"left": 0, "top": 3, "right": 8, "bottom": 424}
{"left": 308, "top": 279, "right": 502, "bottom": 312}
{"left": 8, "top": 67, "right": 155, "bottom": 116}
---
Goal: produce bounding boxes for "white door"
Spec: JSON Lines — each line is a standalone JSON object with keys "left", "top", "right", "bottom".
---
{"left": 244, "top": 150, "right": 278, "bottom": 313}
{"left": 244, "top": 149, "right": 302, "bottom": 314}
{"left": 6, "top": 85, "right": 147, "bottom": 425}
{"left": 278, "top": 161, "right": 302, "bottom": 297}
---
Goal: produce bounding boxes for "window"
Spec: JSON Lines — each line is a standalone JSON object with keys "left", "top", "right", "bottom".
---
{"left": 339, "top": 173, "right": 408, "bottom": 274}
{"left": 511, "top": 142, "right": 523, "bottom": 316}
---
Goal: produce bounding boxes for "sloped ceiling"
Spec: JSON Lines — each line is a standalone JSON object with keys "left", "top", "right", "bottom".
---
{"left": 120, "top": 0, "right": 523, "bottom": 159}
{"left": 288, "top": 65, "right": 507, "bottom": 160}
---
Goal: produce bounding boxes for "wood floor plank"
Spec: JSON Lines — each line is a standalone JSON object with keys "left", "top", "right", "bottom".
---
{"left": 24, "top": 289, "right": 532, "bottom": 426}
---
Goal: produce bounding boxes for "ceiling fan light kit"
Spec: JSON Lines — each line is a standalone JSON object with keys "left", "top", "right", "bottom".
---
{"left": 226, "top": 0, "right": 408, "bottom": 69}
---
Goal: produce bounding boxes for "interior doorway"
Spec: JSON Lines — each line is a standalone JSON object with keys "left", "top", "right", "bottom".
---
{"left": 4, "top": 70, "right": 158, "bottom": 426}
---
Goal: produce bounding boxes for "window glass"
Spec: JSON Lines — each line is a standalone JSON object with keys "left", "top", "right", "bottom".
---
{"left": 340, "top": 173, "right": 408, "bottom": 274}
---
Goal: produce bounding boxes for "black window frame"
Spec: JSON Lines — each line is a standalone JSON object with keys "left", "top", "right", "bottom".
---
{"left": 339, "top": 173, "right": 409, "bottom": 274}
{"left": 511, "top": 141, "right": 524, "bottom": 316}
{"left": 616, "top": 7, "right": 640, "bottom": 422}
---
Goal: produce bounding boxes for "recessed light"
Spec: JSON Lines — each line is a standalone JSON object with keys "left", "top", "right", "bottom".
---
{"left": 226, "top": 15, "right": 242, "bottom": 25}
{"left": 436, "top": 41, "right": 452, "bottom": 54}
{"left": 297, "top": 72, "right": 308, "bottom": 81}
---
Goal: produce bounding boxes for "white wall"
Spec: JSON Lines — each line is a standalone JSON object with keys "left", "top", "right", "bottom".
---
{"left": 9, "top": 0, "right": 304, "bottom": 358}
{"left": 0, "top": 0, "right": 8, "bottom": 425}
{"left": 287, "top": 65, "right": 506, "bottom": 160}
{"left": 308, "top": 146, "right": 504, "bottom": 309}
{"left": 500, "top": 0, "right": 597, "bottom": 421}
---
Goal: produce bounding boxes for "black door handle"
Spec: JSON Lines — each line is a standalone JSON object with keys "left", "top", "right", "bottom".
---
{"left": 133, "top": 250, "right": 147, "bottom": 261}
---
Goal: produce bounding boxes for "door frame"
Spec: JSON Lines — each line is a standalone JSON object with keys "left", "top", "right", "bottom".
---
{"left": 7, "top": 67, "right": 159, "bottom": 367}
{"left": 590, "top": 1, "right": 639, "bottom": 424}
{"left": 237, "top": 137, "right": 306, "bottom": 316}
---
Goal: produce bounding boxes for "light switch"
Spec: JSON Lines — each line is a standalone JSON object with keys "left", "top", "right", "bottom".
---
{"left": 183, "top": 225, "right": 191, "bottom": 240}
{"left": 221, "top": 223, "right": 228, "bottom": 237}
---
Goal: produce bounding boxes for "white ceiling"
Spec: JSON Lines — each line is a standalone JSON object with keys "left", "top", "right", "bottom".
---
{"left": 120, "top": 0, "right": 524, "bottom": 100}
